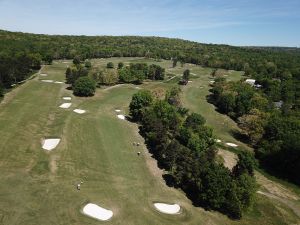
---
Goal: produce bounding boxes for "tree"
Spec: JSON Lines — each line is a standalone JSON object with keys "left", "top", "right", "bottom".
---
{"left": 165, "top": 86, "right": 181, "bottom": 107}
{"left": 218, "top": 92, "right": 236, "bottom": 114}
{"left": 238, "top": 109, "right": 269, "bottom": 144}
{"left": 148, "top": 64, "right": 165, "bottom": 80}
{"left": 65, "top": 67, "right": 72, "bottom": 84}
{"left": 183, "top": 69, "right": 190, "bottom": 81}
{"left": 44, "top": 54, "right": 53, "bottom": 65}
{"left": 118, "top": 67, "right": 134, "bottom": 83}
{"left": 129, "top": 90, "right": 153, "bottom": 121}
{"left": 73, "top": 56, "right": 81, "bottom": 66}
{"left": 107, "top": 62, "right": 114, "bottom": 69}
{"left": 65, "top": 66, "right": 89, "bottom": 85}
{"left": 97, "top": 69, "right": 119, "bottom": 85}
{"left": 184, "top": 113, "right": 206, "bottom": 129}
{"left": 84, "top": 60, "right": 92, "bottom": 69}
{"left": 73, "top": 76, "right": 96, "bottom": 97}
{"left": 232, "top": 151, "right": 257, "bottom": 177}
{"left": 118, "top": 62, "right": 124, "bottom": 69}
{"left": 172, "top": 58, "right": 178, "bottom": 68}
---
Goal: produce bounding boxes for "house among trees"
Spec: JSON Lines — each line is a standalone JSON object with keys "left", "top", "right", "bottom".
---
{"left": 245, "top": 79, "right": 256, "bottom": 86}
{"left": 245, "top": 79, "right": 262, "bottom": 88}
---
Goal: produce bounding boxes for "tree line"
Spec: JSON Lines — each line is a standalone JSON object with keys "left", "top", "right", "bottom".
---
{"left": 129, "top": 88, "right": 257, "bottom": 219}
{"left": 1, "top": 29, "right": 300, "bottom": 88}
{"left": 210, "top": 76, "right": 300, "bottom": 185}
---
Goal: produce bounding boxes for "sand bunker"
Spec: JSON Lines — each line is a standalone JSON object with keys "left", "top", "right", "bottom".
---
{"left": 115, "top": 109, "right": 121, "bottom": 112}
{"left": 154, "top": 203, "right": 181, "bottom": 214}
{"left": 59, "top": 103, "right": 72, "bottom": 109}
{"left": 82, "top": 203, "right": 113, "bottom": 221}
{"left": 73, "top": 109, "right": 86, "bottom": 114}
{"left": 42, "top": 139, "right": 60, "bottom": 151}
{"left": 40, "top": 73, "right": 47, "bottom": 76}
{"left": 117, "top": 114, "right": 125, "bottom": 120}
{"left": 63, "top": 97, "right": 71, "bottom": 100}
{"left": 41, "top": 80, "right": 54, "bottom": 83}
{"left": 215, "top": 139, "right": 222, "bottom": 143}
{"left": 54, "top": 81, "right": 64, "bottom": 84}
{"left": 226, "top": 143, "right": 238, "bottom": 147}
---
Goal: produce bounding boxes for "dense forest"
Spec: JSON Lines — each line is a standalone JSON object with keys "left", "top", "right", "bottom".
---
{"left": 129, "top": 88, "right": 257, "bottom": 219}
{"left": 0, "top": 29, "right": 299, "bottom": 187}
{"left": 210, "top": 75, "right": 300, "bottom": 185}
{"left": 1, "top": 29, "right": 300, "bottom": 89}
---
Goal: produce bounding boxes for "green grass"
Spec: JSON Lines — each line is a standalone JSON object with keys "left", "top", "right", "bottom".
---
{"left": 0, "top": 58, "right": 299, "bottom": 225}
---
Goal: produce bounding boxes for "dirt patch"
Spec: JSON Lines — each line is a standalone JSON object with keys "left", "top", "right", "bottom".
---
{"left": 103, "top": 84, "right": 124, "bottom": 91}
{"left": 49, "top": 155, "right": 59, "bottom": 174}
{"left": 256, "top": 172, "right": 299, "bottom": 201}
{"left": 217, "top": 149, "right": 237, "bottom": 170}
{"left": 257, "top": 190, "right": 300, "bottom": 218}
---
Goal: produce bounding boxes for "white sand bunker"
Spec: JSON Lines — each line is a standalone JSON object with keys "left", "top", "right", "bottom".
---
{"left": 40, "top": 73, "right": 47, "bottom": 76}
{"left": 215, "top": 139, "right": 222, "bottom": 143}
{"left": 117, "top": 114, "right": 125, "bottom": 120}
{"left": 73, "top": 109, "right": 86, "bottom": 114}
{"left": 83, "top": 203, "right": 113, "bottom": 221}
{"left": 41, "top": 80, "right": 54, "bottom": 83}
{"left": 59, "top": 103, "right": 72, "bottom": 109}
{"left": 54, "top": 81, "right": 64, "bottom": 84}
{"left": 226, "top": 143, "right": 238, "bottom": 147}
{"left": 115, "top": 109, "right": 121, "bottom": 112}
{"left": 154, "top": 203, "right": 181, "bottom": 214}
{"left": 63, "top": 97, "right": 71, "bottom": 100}
{"left": 42, "top": 139, "right": 60, "bottom": 151}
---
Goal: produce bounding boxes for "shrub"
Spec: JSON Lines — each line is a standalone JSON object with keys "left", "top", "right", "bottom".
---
{"left": 73, "top": 76, "right": 96, "bottom": 97}
{"left": 107, "top": 62, "right": 114, "bottom": 69}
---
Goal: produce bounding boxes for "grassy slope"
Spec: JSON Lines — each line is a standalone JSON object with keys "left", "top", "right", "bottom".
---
{"left": 0, "top": 58, "right": 299, "bottom": 225}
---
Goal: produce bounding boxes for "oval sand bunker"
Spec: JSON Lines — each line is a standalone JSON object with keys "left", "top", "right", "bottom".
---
{"left": 59, "top": 103, "right": 72, "bottom": 109}
{"left": 154, "top": 203, "right": 181, "bottom": 214}
{"left": 73, "top": 109, "right": 86, "bottom": 114}
{"left": 117, "top": 114, "right": 125, "bottom": 120}
{"left": 42, "top": 139, "right": 60, "bottom": 151}
{"left": 83, "top": 203, "right": 113, "bottom": 221}
{"left": 226, "top": 143, "right": 238, "bottom": 147}
{"left": 41, "top": 80, "right": 54, "bottom": 83}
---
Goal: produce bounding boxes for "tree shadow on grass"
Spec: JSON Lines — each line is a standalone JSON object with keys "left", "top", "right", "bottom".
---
{"left": 230, "top": 129, "right": 250, "bottom": 144}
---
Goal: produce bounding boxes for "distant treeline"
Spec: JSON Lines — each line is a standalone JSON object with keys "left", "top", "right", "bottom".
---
{"left": 1, "top": 29, "right": 300, "bottom": 89}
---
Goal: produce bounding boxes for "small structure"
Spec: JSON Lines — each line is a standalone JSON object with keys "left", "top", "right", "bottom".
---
{"left": 274, "top": 101, "right": 283, "bottom": 109}
{"left": 137, "top": 151, "right": 141, "bottom": 156}
{"left": 254, "top": 84, "right": 262, "bottom": 89}
{"left": 245, "top": 79, "right": 256, "bottom": 86}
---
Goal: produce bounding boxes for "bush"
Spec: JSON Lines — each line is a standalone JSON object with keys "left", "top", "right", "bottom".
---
{"left": 107, "top": 62, "right": 114, "bottom": 69}
{"left": 118, "top": 62, "right": 124, "bottom": 69}
{"left": 73, "top": 76, "right": 96, "bottom": 97}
